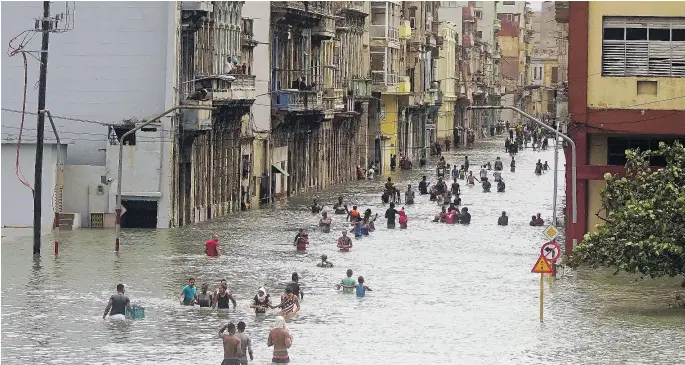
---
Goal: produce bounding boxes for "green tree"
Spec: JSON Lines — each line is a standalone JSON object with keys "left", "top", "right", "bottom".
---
{"left": 568, "top": 141, "right": 685, "bottom": 278}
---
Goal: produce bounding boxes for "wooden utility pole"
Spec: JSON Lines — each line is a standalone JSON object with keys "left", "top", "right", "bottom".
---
{"left": 33, "top": 1, "right": 52, "bottom": 255}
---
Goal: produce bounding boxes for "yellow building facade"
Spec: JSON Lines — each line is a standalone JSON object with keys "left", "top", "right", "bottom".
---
{"left": 529, "top": 56, "right": 558, "bottom": 118}
{"left": 561, "top": 1, "right": 685, "bottom": 250}
{"left": 436, "top": 22, "right": 458, "bottom": 142}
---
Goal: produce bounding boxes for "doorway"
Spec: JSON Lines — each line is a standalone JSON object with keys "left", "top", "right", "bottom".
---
{"left": 121, "top": 200, "right": 158, "bottom": 228}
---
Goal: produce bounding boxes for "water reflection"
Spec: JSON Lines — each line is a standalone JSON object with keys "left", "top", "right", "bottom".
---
{"left": 2, "top": 139, "right": 683, "bottom": 365}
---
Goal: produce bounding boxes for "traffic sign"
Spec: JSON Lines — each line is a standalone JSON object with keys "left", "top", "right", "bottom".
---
{"left": 543, "top": 224, "right": 559, "bottom": 241}
{"left": 540, "top": 241, "right": 561, "bottom": 262}
{"left": 531, "top": 255, "right": 553, "bottom": 274}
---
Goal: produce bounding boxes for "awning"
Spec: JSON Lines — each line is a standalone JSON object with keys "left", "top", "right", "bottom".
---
{"left": 271, "top": 163, "right": 289, "bottom": 177}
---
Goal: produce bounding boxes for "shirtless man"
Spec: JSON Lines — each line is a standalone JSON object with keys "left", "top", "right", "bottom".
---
{"left": 268, "top": 316, "right": 292, "bottom": 364}
{"left": 218, "top": 322, "right": 243, "bottom": 365}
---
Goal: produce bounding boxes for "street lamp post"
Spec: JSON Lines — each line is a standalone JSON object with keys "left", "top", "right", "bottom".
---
{"left": 115, "top": 105, "right": 214, "bottom": 251}
{"left": 467, "top": 105, "right": 578, "bottom": 230}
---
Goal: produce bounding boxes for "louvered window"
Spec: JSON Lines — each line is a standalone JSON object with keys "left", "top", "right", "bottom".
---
{"left": 602, "top": 16, "right": 685, "bottom": 77}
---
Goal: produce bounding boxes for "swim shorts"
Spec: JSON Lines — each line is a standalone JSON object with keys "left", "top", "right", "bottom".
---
{"left": 221, "top": 359, "right": 240, "bottom": 365}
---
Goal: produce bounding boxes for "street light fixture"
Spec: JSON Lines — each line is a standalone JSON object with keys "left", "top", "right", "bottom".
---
{"left": 114, "top": 105, "right": 215, "bottom": 251}
{"left": 467, "top": 105, "right": 578, "bottom": 233}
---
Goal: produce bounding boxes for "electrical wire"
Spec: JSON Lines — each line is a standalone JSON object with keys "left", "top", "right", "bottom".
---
{"left": 7, "top": 29, "right": 37, "bottom": 193}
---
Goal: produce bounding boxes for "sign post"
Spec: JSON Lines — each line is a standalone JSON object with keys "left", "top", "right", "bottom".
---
{"left": 541, "top": 240, "right": 561, "bottom": 285}
{"left": 531, "top": 255, "right": 553, "bottom": 322}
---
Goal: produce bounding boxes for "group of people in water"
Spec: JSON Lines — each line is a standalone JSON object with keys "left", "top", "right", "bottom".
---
{"left": 103, "top": 127, "right": 557, "bottom": 365}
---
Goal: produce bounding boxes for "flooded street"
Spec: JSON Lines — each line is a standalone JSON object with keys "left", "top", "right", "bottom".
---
{"left": 2, "top": 139, "right": 683, "bottom": 365}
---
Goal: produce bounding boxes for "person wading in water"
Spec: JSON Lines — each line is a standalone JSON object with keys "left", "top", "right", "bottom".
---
{"left": 337, "top": 230, "right": 353, "bottom": 251}
{"left": 218, "top": 322, "right": 243, "bottom": 365}
{"left": 102, "top": 283, "right": 131, "bottom": 319}
{"left": 267, "top": 316, "right": 292, "bottom": 364}
{"left": 317, "top": 254, "right": 334, "bottom": 268}
{"left": 205, "top": 234, "right": 221, "bottom": 257}
{"left": 276, "top": 286, "right": 300, "bottom": 318}
{"left": 250, "top": 287, "right": 272, "bottom": 314}
{"left": 214, "top": 283, "right": 237, "bottom": 309}
{"left": 319, "top": 211, "right": 332, "bottom": 233}
{"left": 418, "top": 176, "right": 430, "bottom": 195}
{"left": 385, "top": 202, "right": 398, "bottom": 229}
{"left": 405, "top": 184, "right": 416, "bottom": 204}
{"left": 235, "top": 321, "right": 253, "bottom": 365}
{"left": 336, "top": 269, "right": 357, "bottom": 293}
{"left": 195, "top": 283, "right": 213, "bottom": 307}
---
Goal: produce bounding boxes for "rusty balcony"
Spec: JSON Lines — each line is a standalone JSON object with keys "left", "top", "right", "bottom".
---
{"left": 212, "top": 75, "right": 256, "bottom": 104}
{"left": 272, "top": 90, "right": 323, "bottom": 113}
{"left": 313, "top": 16, "right": 336, "bottom": 40}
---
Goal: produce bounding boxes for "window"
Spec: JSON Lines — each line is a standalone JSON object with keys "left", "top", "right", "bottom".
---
{"left": 534, "top": 67, "right": 538, "bottom": 79}
{"left": 476, "top": 31, "right": 482, "bottom": 39}
{"left": 551, "top": 66, "right": 559, "bottom": 83}
{"left": 602, "top": 16, "right": 685, "bottom": 77}
{"left": 607, "top": 137, "right": 676, "bottom": 166}
{"left": 409, "top": 8, "right": 416, "bottom": 29}
{"left": 441, "top": 1, "right": 458, "bottom": 7}
{"left": 475, "top": 10, "right": 483, "bottom": 20}
{"left": 507, "top": 14, "right": 513, "bottom": 22}
{"left": 503, "top": 1, "right": 515, "bottom": 5}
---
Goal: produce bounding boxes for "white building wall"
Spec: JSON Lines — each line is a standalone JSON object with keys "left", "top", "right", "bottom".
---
{"left": 1, "top": 1, "right": 176, "bottom": 166}
{"left": 1, "top": 143, "right": 64, "bottom": 231}
{"left": 62, "top": 164, "right": 109, "bottom": 227}
{"left": 2, "top": 2, "right": 179, "bottom": 229}
{"left": 241, "top": 1, "right": 270, "bottom": 131}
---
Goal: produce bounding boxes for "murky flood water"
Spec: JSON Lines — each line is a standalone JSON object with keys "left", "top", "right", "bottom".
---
{"left": 2, "top": 139, "right": 683, "bottom": 365}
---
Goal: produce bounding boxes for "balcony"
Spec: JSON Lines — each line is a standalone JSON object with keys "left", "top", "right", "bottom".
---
{"left": 371, "top": 25, "right": 400, "bottom": 48}
{"left": 181, "top": 100, "right": 213, "bottom": 131}
{"left": 313, "top": 16, "right": 336, "bottom": 39}
{"left": 212, "top": 75, "right": 256, "bottom": 104}
{"left": 272, "top": 1, "right": 324, "bottom": 26}
{"left": 272, "top": 90, "right": 323, "bottom": 113}
{"left": 371, "top": 71, "right": 399, "bottom": 89}
{"left": 241, "top": 18, "right": 258, "bottom": 48}
{"left": 398, "top": 76, "right": 410, "bottom": 94}
{"left": 555, "top": 1, "right": 569, "bottom": 23}
{"left": 350, "top": 78, "right": 373, "bottom": 98}
{"left": 424, "top": 89, "right": 443, "bottom": 105}
{"left": 322, "top": 88, "right": 345, "bottom": 111}
{"left": 181, "top": 1, "right": 212, "bottom": 12}
{"left": 399, "top": 20, "right": 411, "bottom": 39}
{"left": 341, "top": 1, "right": 369, "bottom": 16}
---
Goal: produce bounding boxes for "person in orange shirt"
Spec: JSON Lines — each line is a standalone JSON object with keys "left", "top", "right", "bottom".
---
{"left": 347, "top": 205, "right": 361, "bottom": 223}
{"left": 205, "top": 234, "right": 221, "bottom": 256}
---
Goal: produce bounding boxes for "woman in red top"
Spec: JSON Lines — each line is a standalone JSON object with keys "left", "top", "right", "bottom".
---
{"left": 398, "top": 208, "right": 408, "bottom": 229}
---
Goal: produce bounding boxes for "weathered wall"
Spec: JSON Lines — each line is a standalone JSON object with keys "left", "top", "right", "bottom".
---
{"left": 1, "top": 143, "right": 62, "bottom": 231}
{"left": 62, "top": 164, "right": 109, "bottom": 227}
{"left": 380, "top": 94, "right": 399, "bottom": 173}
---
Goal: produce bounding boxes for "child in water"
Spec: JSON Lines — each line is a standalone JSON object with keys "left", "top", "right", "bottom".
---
{"left": 355, "top": 276, "right": 372, "bottom": 297}
{"left": 398, "top": 208, "right": 408, "bottom": 229}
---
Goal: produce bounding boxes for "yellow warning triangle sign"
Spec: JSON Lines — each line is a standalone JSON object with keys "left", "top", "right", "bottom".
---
{"left": 531, "top": 255, "right": 553, "bottom": 273}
